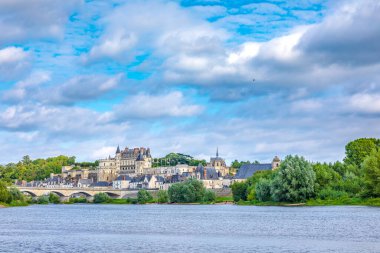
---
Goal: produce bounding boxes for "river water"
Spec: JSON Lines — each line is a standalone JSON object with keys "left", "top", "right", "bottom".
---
{"left": 0, "top": 205, "right": 379, "bottom": 253}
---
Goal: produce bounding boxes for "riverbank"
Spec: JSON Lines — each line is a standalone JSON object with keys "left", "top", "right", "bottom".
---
{"left": 235, "top": 198, "right": 380, "bottom": 207}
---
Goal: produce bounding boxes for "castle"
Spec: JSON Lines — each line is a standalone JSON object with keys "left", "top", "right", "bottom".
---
{"left": 97, "top": 146, "right": 152, "bottom": 182}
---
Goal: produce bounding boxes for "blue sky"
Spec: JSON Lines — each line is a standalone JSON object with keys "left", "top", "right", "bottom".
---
{"left": 0, "top": 0, "right": 380, "bottom": 164}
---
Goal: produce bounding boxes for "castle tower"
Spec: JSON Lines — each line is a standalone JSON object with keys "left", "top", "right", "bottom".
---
{"left": 115, "top": 145, "right": 121, "bottom": 160}
{"left": 272, "top": 156, "right": 281, "bottom": 170}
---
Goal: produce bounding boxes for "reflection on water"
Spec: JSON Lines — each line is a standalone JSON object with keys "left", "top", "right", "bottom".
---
{"left": 1, "top": 205, "right": 379, "bottom": 253}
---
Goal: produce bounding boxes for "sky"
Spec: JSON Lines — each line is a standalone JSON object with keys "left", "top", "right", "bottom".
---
{"left": 0, "top": 0, "right": 380, "bottom": 164}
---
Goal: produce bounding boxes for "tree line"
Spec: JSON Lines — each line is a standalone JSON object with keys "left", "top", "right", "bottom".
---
{"left": 232, "top": 138, "right": 380, "bottom": 204}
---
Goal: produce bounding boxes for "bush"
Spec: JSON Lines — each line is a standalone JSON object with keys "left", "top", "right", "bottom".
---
{"left": 231, "top": 182, "right": 248, "bottom": 202}
{"left": 271, "top": 155, "right": 316, "bottom": 203}
{"left": 37, "top": 195, "right": 49, "bottom": 204}
{"left": 8, "top": 187, "right": 25, "bottom": 203}
{"left": 49, "top": 193, "right": 61, "bottom": 204}
{"left": 70, "top": 197, "right": 87, "bottom": 203}
{"left": 203, "top": 190, "right": 216, "bottom": 202}
{"left": 93, "top": 193, "right": 110, "bottom": 203}
{"left": 128, "top": 197, "right": 138, "bottom": 204}
{"left": 137, "top": 189, "right": 153, "bottom": 204}
{"left": 0, "top": 181, "right": 10, "bottom": 203}
{"left": 363, "top": 149, "right": 380, "bottom": 197}
{"left": 317, "top": 188, "right": 349, "bottom": 200}
{"left": 157, "top": 190, "right": 169, "bottom": 203}
{"left": 168, "top": 179, "right": 207, "bottom": 203}
{"left": 255, "top": 178, "right": 272, "bottom": 202}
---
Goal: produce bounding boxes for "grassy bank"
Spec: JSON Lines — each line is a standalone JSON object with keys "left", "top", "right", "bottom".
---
{"left": 235, "top": 198, "right": 380, "bottom": 207}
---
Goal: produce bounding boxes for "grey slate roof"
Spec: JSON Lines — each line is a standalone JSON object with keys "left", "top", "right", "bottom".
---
{"left": 234, "top": 163, "right": 272, "bottom": 179}
{"left": 116, "top": 175, "right": 132, "bottom": 181}
{"left": 196, "top": 165, "right": 220, "bottom": 180}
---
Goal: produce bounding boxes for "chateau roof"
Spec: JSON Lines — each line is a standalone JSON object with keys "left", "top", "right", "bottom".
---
{"left": 196, "top": 165, "right": 220, "bottom": 180}
{"left": 235, "top": 163, "right": 272, "bottom": 179}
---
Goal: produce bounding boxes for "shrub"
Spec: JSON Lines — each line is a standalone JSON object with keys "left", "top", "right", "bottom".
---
{"left": 317, "top": 188, "right": 349, "bottom": 200}
{"left": 70, "top": 197, "right": 87, "bottom": 203}
{"left": 231, "top": 182, "right": 248, "bottom": 202}
{"left": 255, "top": 178, "right": 272, "bottom": 202}
{"left": 93, "top": 193, "right": 110, "bottom": 203}
{"left": 37, "top": 195, "right": 49, "bottom": 204}
{"left": 271, "top": 155, "right": 316, "bottom": 202}
{"left": 168, "top": 179, "right": 207, "bottom": 203}
{"left": 0, "top": 181, "right": 10, "bottom": 203}
{"left": 49, "top": 193, "right": 60, "bottom": 204}
{"left": 203, "top": 190, "right": 216, "bottom": 202}
{"left": 157, "top": 190, "right": 169, "bottom": 203}
{"left": 137, "top": 189, "right": 153, "bottom": 204}
{"left": 8, "top": 187, "right": 25, "bottom": 203}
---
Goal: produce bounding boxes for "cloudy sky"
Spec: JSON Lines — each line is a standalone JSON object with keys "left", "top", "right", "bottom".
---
{"left": 0, "top": 0, "right": 379, "bottom": 164}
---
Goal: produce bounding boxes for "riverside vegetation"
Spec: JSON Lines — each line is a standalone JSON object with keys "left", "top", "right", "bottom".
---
{"left": 1, "top": 138, "right": 380, "bottom": 207}
{"left": 0, "top": 179, "right": 216, "bottom": 207}
{"left": 231, "top": 138, "right": 380, "bottom": 206}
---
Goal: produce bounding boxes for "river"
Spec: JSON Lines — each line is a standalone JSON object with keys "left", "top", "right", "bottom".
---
{"left": 1, "top": 205, "right": 379, "bottom": 253}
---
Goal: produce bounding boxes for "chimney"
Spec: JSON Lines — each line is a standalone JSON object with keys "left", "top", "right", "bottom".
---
{"left": 203, "top": 168, "right": 207, "bottom": 179}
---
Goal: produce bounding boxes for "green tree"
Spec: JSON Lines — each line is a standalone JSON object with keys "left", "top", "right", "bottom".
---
{"left": 231, "top": 182, "right": 248, "bottom": 202}
{"left": 255, "top": 178, "right": 272, "bottom": 202}
{"left": 203, "top": 189, "right": 216, "bottom": 202}
{"left": 271, "top": 155, "right": 316, "bottom": 202}
{"left": 0, "top": 181, "right": 10, "bottom": 203}
{"left": 93, "top": 193, "right": 110, "bottom": 203}
{"left": 157, "top": 190, "right": 169, "bottom": 203}
{"left": 137, "top": 189, "right": 153, "bottom": 204}
{"left": 8, "top": 187, "right": 24, "bottom": 203}
{"left": 312, "top": 162, "right": 341, "bottom": 193}
{"left": 344, "top": 138, "right": 379, "bottom": 167}
{"left": 362, "top": 149, "right": 380, "bottom": 197}
{"left": 49, "top": 193, "right": 60, "bottom": 204}
{"left": 168, "top": 179, "right": 206, "bottom": 203}
{"left": 37, "top": 195, "right": 49, "bottom": 204}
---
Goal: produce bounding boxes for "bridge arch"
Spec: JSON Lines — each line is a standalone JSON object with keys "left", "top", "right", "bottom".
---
{"left": 70, "top": 192, "right": 93, "bottom": 197}
{"left": 104, "top": 192, "right": 120, "bottom": 198}
{"left": 48, "top": 191, "right": 65, "bottom": 197}
{"left": 21, "top": 190, "right": 37, "bottom": 197}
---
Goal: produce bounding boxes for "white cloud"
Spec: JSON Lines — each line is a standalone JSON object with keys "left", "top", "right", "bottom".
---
{"left": 114, "top": 91, "right": 203, "bottom": 118}
{"left": 2, "top": 71, "right": 50, "bottom": 102}
{"left": 0, "top": 0, "right": 81, "bottom": 46}
{"left": 0, "top": 46, "right": 30, "bottom": 81}
{"left": 349, "top": 93, "right": 380, "bottom": 114}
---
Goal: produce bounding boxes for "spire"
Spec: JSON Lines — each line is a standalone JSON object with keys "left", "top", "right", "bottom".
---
{"left": 216, "top": 147, "right": 219, "bottom": 157}
{"left": 116, "top": 145, "right": 120, "bottom": 154}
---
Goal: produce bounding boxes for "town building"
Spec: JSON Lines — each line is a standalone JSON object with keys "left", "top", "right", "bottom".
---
{"left": 98, "top": 146, "right": 152, "bottom": 182}
{"left": 234, "top": 156, "right": 281, "bottom": 182}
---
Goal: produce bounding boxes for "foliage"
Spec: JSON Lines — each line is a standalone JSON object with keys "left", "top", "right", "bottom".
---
{"left": 231, "top": 182, "right": 248, "bottom": 202}
{"left": 203, "top": 190, "right": 216, "bottom": 202}
{"left": 362, "top": 149, "right": 380, "bottom": 197}
{"left": 230, "top": 160, "right": 251, "bottom": 169}
{"left": 344, "top": 138, "right": 379, "bottom": 167}
{"left": 137, "top": 189, "right": 153, "bottom": 204}
{"left": 255, "top": 178, "right": 272, "bottom": 202}
{"left": 37, "top": 195, "right": 50, "bottom": 204}
{"left": 0, "top": 155, "right": 76, "bottom": 182}
{"left": 271, "top": 155, "right": 316, "bottom": 203}
{"left": 317, "top": 188, "right": 349, "bottom": 200}
{"left": 93, "top": 193, "right": 110, "bottom": 203}
{"left": 0, "top": 181, "right": 10, "bottom": 203}
{"left": 168, "top": 179, "right": 208, "bottom": 203}
{"left": 152, "top": 153, "right": 206, "bottom": 167}
{"left": 49, "top": 193, "right": 61, "bottom": 204}
{"left": 69, "top": 197, "right": 87, "bottom": 203}
{"left": 312, "top": 162, "right": 341, "bottom": 193}
{"left": 157, "top": 190, "right": 169, "bottom": 203}
{"left": 8, "top": 187, "right": 25, "bottom": 203}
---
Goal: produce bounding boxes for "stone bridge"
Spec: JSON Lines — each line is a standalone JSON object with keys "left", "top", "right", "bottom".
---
{"left": 16, "top": 187, "right": 146, "bottom": 201}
